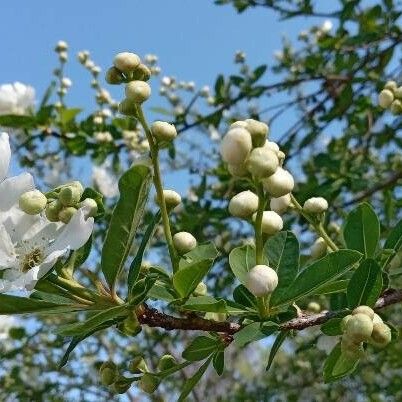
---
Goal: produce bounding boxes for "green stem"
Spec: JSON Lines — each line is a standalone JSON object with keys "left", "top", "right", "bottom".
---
{"left": 290, "top": 193, "right": 338, "bottom": 251}
{"left": 136, "top": 105, "right": 179, "bottom": 273}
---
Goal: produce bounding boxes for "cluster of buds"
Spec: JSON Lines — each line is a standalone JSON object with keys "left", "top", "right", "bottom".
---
{"left": 340, "top": 306, "right": 392, "bottom": 360}
{"left": 53, "top": 40, "right": 72, "bottom": 107}
{"left": 143, "top": 54, "right": 161, "bottom": 76}
{"left": 378, "top": 81, "right": 402, "bottom": 114}
{"left": 19, "top": 182, "right": 97, "bottom": 223}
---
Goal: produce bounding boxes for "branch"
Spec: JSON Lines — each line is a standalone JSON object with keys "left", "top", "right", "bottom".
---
{"left": 137, "top": 289, "right": 402, "bottom": 335}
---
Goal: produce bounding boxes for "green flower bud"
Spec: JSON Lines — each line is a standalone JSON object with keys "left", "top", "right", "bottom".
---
{"left": 262, "top": 167, "right": 294, "bottom": 197}
{"left": 155, "top": 189, "right": 181, "bottom": 211}
{"left": 352, "top": 305, "right": 374, "bottom": 320}
{"left": 125, "top": 81, "right": 151, "bottom": 104}
{"left": 58, "top": 207, "right": 77, "bottom": 224}
{"left": 228, "top": 190, "right": 259, "bottom": 218}
{"left": 307, "top": 302, "right": 321, "bottom": 313}
{"left": 111, "top": 375, "right": 131, "bottom": 394}
{"left": 384, "top": 80, "right": 397, "bottom": 92}
{"left": 378, "top": 89, "right": 394, "bottom": 108}
{"left": 128, "top": 356, "right": 148, "bottom": 373}
{"left": 59, "top": 182, "right": 84, "bottom": 207}
{"left": 19, "top": 190, "right": 47, "bottom": 215}
{"left": 78, "top": 198, "right": 98, "bottom": 218}
{"left": 246, "top": 147, "right": 279, "bottom": 178}
{"left": 341, "top": 314, "right": 353, "bottom": 332}
{"left": 173, "top": 232, "right": 197, "bottom": 254}
{"left": 157, "top": 354, "right": 177, "bottom": 371}
{"left": 118, "top": 98, "right": 137, "bottom": 116}
{"left": 139, "top": 373, "right": 160, "bottom": 394}
{"left": 244, "top": 118, "right": 269, "bottom": 147}
{"left": 245, "top": 264, "right": 278, "bottom": 297}
{"left": 220, "top": 128, "right": 252, "bottom": 165}
{"left": 99, "top": 361, "right": 118, "bottom": 386}
{"left": 390, "top": 99, "right": 402, "bottom": 115}
{"left": 310, "top": 237, "right": 327, "bottom": 259}
{"left": 394, "top": 86, "right": 402, "bottom": 99}
{"left": 45, "top": 200, "right": 62, "bottom": 222}
{"left": 227, "top": 162, "right": 249, "bottom": 177}
{"left": 252, "top": 210, "right": 283, "bottom": 235}
{"left": 151, "top": 121, "right": 177, "bottom": 142}
{"left": 114, "top": 52, "right": 141, "bottom": 74}
{"left": 120, "top": 314, "right": 142, "bottom": 337}
{"left": 132, "top": 64, "right": 151, "bottom": 81}
{"left": 105, "top": 66, "right": 125, "bottom": 85}
{"left": 194, "top": 281, "right": 207, "bottom": 296}
{"left": 370, "top": 323, "right": 392, "bottom": 347}
{"left": 344, "top": 313, "right": 374, "bottom": 343}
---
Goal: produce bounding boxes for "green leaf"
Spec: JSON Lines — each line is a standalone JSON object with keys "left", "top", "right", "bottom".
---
{"left": 182, "top": 336, "right": 219, "bottom": 362}
{"left": 343, "top": 203, "right": 380, "bottom": 257}
{"left": 178, "top": 357, "right": 212, "bottom": 402}
{"left": 321, "top": 318, "right": 343, "bottom": 336}
{"left": 271, "top": 250, "right": 362, "bottom": 307}
{"left": 173, "top": 259, "right": 214, "bottom": 298}
{"left": 148, "top": 282, "right": 177, "bottom": 302}
{"left": 266, "top": 330, "right": 289, "bottom": 371}
{"left": 313, "top": 280, "right": 349, "bottom": 296}
{"left": 213, "top": 351, "right": 225, "bottom": 376}
{"left": 234, "top": 322, "right": 278, "bottom": 347}
{"left": 347, "top": 259, "right": 383, "bottom": 308}
{"left": 323, "top": 343, "right": 359, "bottom": 383}
{"left": 383, "top": 219, "right": 402, "bottom": 267}
{"left": 182, "top": 296, "right": 227, "bottom": 313}
{"left": 57, "top": 305, "right": 128, "bottom": 336}
{"left": 233, "top": 284, "right": 257, "bottom": 308}
{"left": 101, "top": 165, "right": 152, "bottom": 289}
{"left": 59, "top": 108, "right": 82, "bottom": 125}
{"left": 129, "top": 275, "right": 158, "bottom": 306}
{"left": 60, "top": 235, "right": 93, "bottom": 277}
{"left": 229, "top": 245, "right": 256, "bottom": 285}
{"left": 179, "top": 242, "right": 219, "bottom": 269}
{"left": 0, "top": 114, "right": 37, "bottom": 129}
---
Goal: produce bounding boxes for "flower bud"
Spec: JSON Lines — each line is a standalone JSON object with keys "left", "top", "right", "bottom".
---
{"left": 378, "top": 89, "right": 394, "bottom": 108}
{"left": 118, "top": 98, "right": 137, "bottom": 116}
{"left": 303, "top": 197, "right": 328, "bottom": 214}
{"left": 394, "top": 86, "right": 402, "bottom": 99}
{"left": 246, "top": 265, "right": 278, "bottom": 297}
{"left": 114, "top": 52, "right": 141, "bottom": 74}
{"left": 58, "top": 207, "right": 77, "bottom": 224}
{"left": 55, "top": 40, "right": 68, "bottom": 52}
{"left": 228, "top": 190, "right": 259, "bottom": 218}
{"left": 246, "top": 147, "right": 279, "bottom": 178}
{"left": 132, "top": 64, "right": 151, "bottom": 81}
{"left": 340, "top": 336, "right": 364, "bottom": 360}
{"left": 341, "top": 314, "right": 352, "bottom": 332}
{"left": 99, "top": 361, "right": 118, "bottom": 386}
{"left": 151, "top": 121, "right": 177, "bottom": 142}
{"left": 112, "top": 376, "right": 131, "bottom": 394}
{"left": 373, "top": 313, "right": 383, "bottom": 325}
{"left": 270, "top": 193, "right": 291, "bottom": 214}
{"left": 352, "top": 305, "right": 374, "bottom": 320}
{"left": 310, "top": 237, "right": 327, "bottom": 259}
{"left": 307, "top": 301, "right": 321, "bottom": 313}
{"left": 125, "top": 81, "right": 151, "bottom": 104}
{"left": 78, "top": 198, "right": 98, "bottom": 218}
{"left": 230, "top": 120, "right": 248, "bottom": 130}
{"left": 252, "top": 210, "right": 283, "bottom": 235}
{"left": 173, "top": 232, "right": 197, "bottom": 254}
{"left": 344, "top": 313, "right": 374, "bottom": 343}
{"left": 105, "top": 66, "right": 124, "bottom": 85}
{"left": 262, "top": 167, "right": 294, "bottom": 197}
{"left": 370, "top": 323, "right": 392, "bottom": 347}
{"left": 390, "top": 99, "right": 402, "bottom": 115}
{"left": 128, "top": 356, "right": 148, "bottom": 373}
{"left": 139, "top": 373, "right": 160, "bottom": 394}
{"left": 227, "top": 162, "right": 249, "bottom": 177}
{"left": 244, "top": 118, "right": 269, "bottom": 147}
{"left": 155, "top": 189, "right": 181, "bottom": 211}
{"left": 19, "top": 190, "right": 47, "bottom": 215}
{"left": 262, "top": 140, "right": 280, "bottom": 155}
{"left": 220, "top": 128, "right": 252, "bottom": 165}
{"left": 59, "top": 182, "right": 84, "bottom": 207}
{"left": 157, "top": 354, "right": 177, "bottom": 371}
{"left": 194, "top": 281, "right": 207, "bottom": 296}
{"left": 384, "top": 80, "right": 397, "bottom": 92}
{"left": 45, "top": 200, "right": 62, "bottom": 222}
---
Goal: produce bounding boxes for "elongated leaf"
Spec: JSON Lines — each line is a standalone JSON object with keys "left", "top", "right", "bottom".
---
{"left": 101, "top": 165, "right": 151, "bottom": 289}
{"left": 343, "top": 203, "right": 379, "bottom": 257}
{"left": 148, "top": 282, "right": 177, "bottom": 302}
{"left": 129, "top": 275, "right": 158, "bottom": 306}
{"left": 323, "top": 343, "right": 359, "bottom": 383}
{"left": 383, "top": 219, "right": 402, "bottom": 267}
{"left": 128, "top": 211, "right": 161, "bottom": 293}
{"left": 229, "top": 245, "right": 256, "bottom": 285}
{"left": 182, "top": 296, "right": 227, "bottom": 313}
{"left": 266, "top": 330, "right": 289, "bottom": 371}
{"left": 271, "top": 250, "right": 362, "bottom": 307}
{"left": 213, "top": 351, "right": 225, "bottom": 376}
{"left": 182, "top": 336, "right": 220, "bottom": 361}
{"left": 321, "top": 318, "right": 343, "bottom": 336}
{"left": 347, "top": 259, "right": 383, "bottom": 308}
{"left": 234, "top": 322, "right": 278, "bottom": 347}
{"left": 313, "top": 280, "right": 349, "bottom": 296}
{"left": 233, "top": 284, "right": 257, "bottom": 308}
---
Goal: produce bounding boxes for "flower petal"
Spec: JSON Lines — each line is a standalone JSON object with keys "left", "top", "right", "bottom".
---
{"left": 0, "top": 224, "right": 16, "bottom": 268}
{"left": 0, "top": 132, "right": 11, "bottom": 182}
{"left": 0, "top": 172, "right": 35, "bottom": 211}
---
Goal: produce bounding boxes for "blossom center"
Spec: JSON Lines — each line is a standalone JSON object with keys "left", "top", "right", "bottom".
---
{"left": 20, "top": 248, "right": 43, "bottom": 272}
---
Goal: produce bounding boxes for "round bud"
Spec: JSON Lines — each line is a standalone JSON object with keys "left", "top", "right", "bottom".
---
{"left": 105, "top": 66, "right": 124, "bottom": 85}
{"left": 310, "top": 237, "right": 327, "bottom": 259}
{"left": 220, "top": 128, "right": 252, "bottom": 165}
{"left": 99, "top": 361, "right": 118, "bottom": 386}
{"left": 370, "top": 323, "right": 392, "bottom": 347}
{"left": 341, "top": 314, "right": 353, "bottom": 332}
{"left": 230, "top": 120, "right": 248, "bottom": 130}
{"left": 245, "top": 265, "right": 278, "bottom": 297}
{"left": 227, "top": 162, "right": 249, "bottom": 177}
{"left": 125, "top": 81, "right": 151, "bottom": 104}
{"left": 156, "top": 189, "right": 181, "bottom": 211}
{"left": 228, "top": 190, "right": 259, "bottom": 218}
{"left": 78, "top": 198, "right": 98, "bottom": 218}
{"left": 59, "top": 182, "right": 84, "bottom": 207}
{"left": 384, "top": 80, "right": 397, "bottom": 92}
{"left": 157, "top": 354, "right": 177, "bottom": 371}
{"left": 262, "top": 167, "right": 294, "bottom": 197}
{"left": 307, "top": 301, "right": 321, "bottom": 313}
{"left": 303, "top": 197, "right": 328, "bottom": 214}
{"left": 352, "top": 305, "right": 374, "bottom": 320}
{"left": 378, "top": 89, "right": 394, "bottom": 108}
{"left": 194, "top": 281, "right": 207, "bottom": 296}
{"left": 118, "top": 98, "right": 137, "bottom": 116}
{"left": 45, "top": 200, "right": 62, "bottom": 222}
{"left": 112, "top": 376, "right": 131, "bottom": 394}
{"left": 252, "top": 210, "right": 283, "bottom": 235}
{"left": 151, "top": 121, "right": 177, "bottom": 142}
{"left": 262, "top": 140, "right": 280, "bottom": 155}
{"left": 120, "top": 314, "right": 142, "bottom": 337}
{"left": 390, "top": 99, "right": 402, "bottom": 115}
{"left": 114, "top": 52, "right": 141, "bottom": 74}
{"left": 58, "top": 207, "right": 77, "bottom": 224}
{"left": 132, "top": 64, "right": 151, "bottom": 81}
{"left": 139, "top": 373, "right": 160, "bottom": 394}
{"left": 270, "top": 193, "right": 292, "bottom": 215}
{"left": 344, "top": 313, "right": 374, "bottom": 343}
{"left": 373, "top": 313, "right": 383, "bottom": 325}
{"left": 394, "top": 86, "right": 402, "bottom": 99}
{"left": 245, "top": 118, "right": 269, "bottom": 147}
{"left": 173, "top": 232, "right": 197, "bottom": 254}
{"left": 246, "top": 147, "right": 279, "bottom": 178}
{"left": 340, "top": 335, "right": 364, "bottom": 360}
{"left": 19, "top": 190, "right": 47, "bottom": 215}
{"left": 128, "top": 356, "right": 148, "bottom": 373}
{"left": 55, "top": 40, "right": 68, "bottom": 52}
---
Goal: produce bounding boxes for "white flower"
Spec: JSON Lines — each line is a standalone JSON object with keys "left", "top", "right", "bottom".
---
{"left": 92, "top": 163, "right": 119, "bottom": 198}
{"left": 61, "top": 77, "right": 72, "bottom": 88}
{"left": 228, "top": 191, "right": 259, "bottom": 219}
{"left": 321, "top": 20, "right": 333, "bottom": 33}
{"left": 0, "top": 315, "right": 17, "bottom": 340}
{"left": 253, "top": 211, "right": 283, "bottom": 235}
{"left": 270, "top": 194, "right": 292, "bottom": 215}
{"left": 245, "top": 265, "right": 278, "bottom": 297}
{"left": 0, "top": 82, "right": 35, "bottom": 115}
{"left": 0, "top": 209, "right": 93, "bottom": 292}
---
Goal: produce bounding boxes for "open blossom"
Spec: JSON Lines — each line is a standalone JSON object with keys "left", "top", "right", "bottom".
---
{"left": 0, "top": 82, "right": 35, "bottom": 115}
{"left": 92, "top": 163, "right": 119, "bottom": 198}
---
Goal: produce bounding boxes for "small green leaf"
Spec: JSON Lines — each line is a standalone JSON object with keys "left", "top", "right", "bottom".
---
{"left": 323, "top": 343, "right": 359, "bottom": 383}
{"left": 347, "top": 259, "right": 383, "bottom": 308}
{"left": 129, "top": 275, "right": 158, "bottom": 306}
{"left": 213, "top": 351, "right": 225, "bottom": 376}
{"left": 343, "top": 203, "right": 380, "bottom": 257}
{"left": 59, "top": 108, "right": 82, "bottom": 125}
{"left": 313, "top": 280, "right": 349, "bottom": 295}
{"left": 182, "top": 336, "right": 219, "bottom": 362}
{"left": 383, "top": 219, "right": 402, "bottom": 267}
{"left": 233, "top": 285, "right": 257, "bottom": 308}
{"left": 321, "top": 318, "right": 343, "bottom": 336}
{"left": 182, "top": 296, "right": 227, "bottom": 313}
{"left": 179, "top": 242, "right": 219, "bottom": 269}
{"left": 229, "top": 245, "right": 256, "bottom": 285}
{"left": 266, "top": 330, "right": 289, "bottom": 371}
{"left": 234, "top": 322, "right": 278, "bottom": 347}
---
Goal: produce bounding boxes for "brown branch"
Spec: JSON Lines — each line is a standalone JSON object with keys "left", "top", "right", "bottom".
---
{"left": 137, "top": 289, "right": 402, "bottom": 336}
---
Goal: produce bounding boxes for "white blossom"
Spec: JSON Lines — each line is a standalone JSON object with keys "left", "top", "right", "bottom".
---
{"left": 92, "top": 163, "right": 119, "bottom": 198}
{"left": 0, "top": 82, "right": 35, "bottom": 115}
